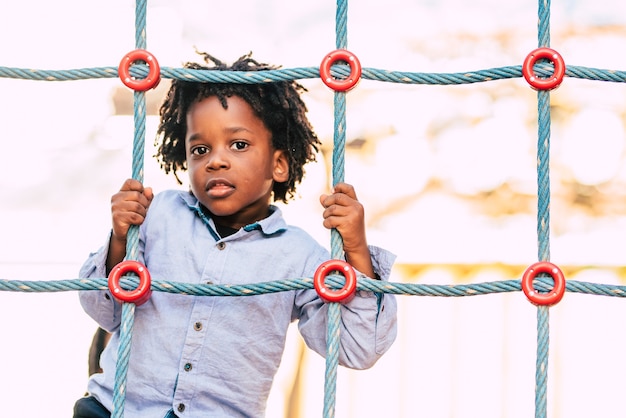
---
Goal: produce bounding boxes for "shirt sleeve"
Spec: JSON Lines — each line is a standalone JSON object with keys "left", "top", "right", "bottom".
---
{"left": 295, "top": 245, "right": 398, "bottom": 370}
{"left": 77, "top": 232, "right": 123, "bottom": 333}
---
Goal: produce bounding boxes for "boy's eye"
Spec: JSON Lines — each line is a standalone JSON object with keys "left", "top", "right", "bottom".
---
{"left": 191, "top": 146, "right": 209, "bottom": 155}
{"left": 231, "top": 141, "right": 248, "bottom": 151}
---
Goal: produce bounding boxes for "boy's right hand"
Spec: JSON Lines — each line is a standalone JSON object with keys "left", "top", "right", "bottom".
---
{"left": 111, "top": 178, "right": 154, "bottom": 243}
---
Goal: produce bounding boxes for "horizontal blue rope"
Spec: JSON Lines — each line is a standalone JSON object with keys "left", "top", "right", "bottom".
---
{"left": 1, "top": 63, "right": 626, "bottom": 85}
{"left": 1, "top": 276, "right": 625, "bottom": 298}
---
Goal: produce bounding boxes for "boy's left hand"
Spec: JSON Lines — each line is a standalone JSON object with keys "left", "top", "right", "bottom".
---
{"left": 320, "top": 183, "right": 375, "bottom": 278}
{"left": 319, "top": 183, "right": 366, "bottom": 253}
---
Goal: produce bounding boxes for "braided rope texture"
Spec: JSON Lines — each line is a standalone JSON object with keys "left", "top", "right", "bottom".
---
{"left": 2, "top": 275, "right": 626, "bottom": 297}
{"left": 2, "top": 63, "right": 626, "bottom": 84}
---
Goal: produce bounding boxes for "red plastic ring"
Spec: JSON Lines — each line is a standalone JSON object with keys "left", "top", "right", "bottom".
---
{"left": 313, "top": 259, "right": 358, "bottom": 303}
{"left": 319, "top": 49, "right": 362, "bottom": 92}
{"left": 108, "top": 260, "right": 152, "bottom": 305}
{"left": 118, "top": 49, "right": 161, "bottom": 91}
{"left": 521, "top": 261, "right": 566, "bottom": 306}
{"left": 522, "top": 47, "right": 565, "bottom": 91}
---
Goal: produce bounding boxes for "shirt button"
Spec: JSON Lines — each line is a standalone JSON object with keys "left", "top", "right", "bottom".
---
{"left": 184, "top": 362, "right": 192, "bottom": 372}
{"left": 194, "top": 322, "right": 203, "bottom": 331}
{"left": 217, "top": 242, "right": 226, "bottom": 250}
{"left": 177, "top": 403, "right": 185, "bottom": 413}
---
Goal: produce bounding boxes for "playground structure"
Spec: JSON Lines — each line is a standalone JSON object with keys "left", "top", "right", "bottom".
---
{"left": 3, "top": 0, "right": 626, "bottom": 417}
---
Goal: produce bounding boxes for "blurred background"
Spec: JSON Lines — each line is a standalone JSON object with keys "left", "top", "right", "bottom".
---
{"left": 3, "top": 0, "right": 626, "bottom": 416}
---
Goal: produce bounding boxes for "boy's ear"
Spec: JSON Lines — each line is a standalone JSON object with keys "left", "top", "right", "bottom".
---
{"left": 273, "top": 150, "right": 289, "bottom": 183}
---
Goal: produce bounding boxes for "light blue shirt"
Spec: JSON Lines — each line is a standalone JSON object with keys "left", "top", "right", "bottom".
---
{"left": 79, "top": 190, "right": 397, "bottom": 418}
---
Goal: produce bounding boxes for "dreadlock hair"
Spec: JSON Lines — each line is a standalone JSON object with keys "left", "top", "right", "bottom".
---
{"left": 155, "top": 51, "right": 321, "bottom": 203}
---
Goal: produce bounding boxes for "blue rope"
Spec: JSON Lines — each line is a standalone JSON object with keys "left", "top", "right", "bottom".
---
{"left": 111, "top": 0, "right": 150, "bottom": 415}
{"left": 534, "top": 0, "right": 553, "bottom": 416}
{"left": 3, "top": 275, "right": 626, "bottom": 298}
{"left": 537, "top": 90, "right": 551, "bottom": 262}
{"left": 335, "top": 0, "right": 348, "bottom": 50}
{"left": 535, "top": 305, "right": 550, "bottom": 418}
{"left": 135, "top": 0, "right": 147, "bottom": 50}
{"left": 5, "top": 64, "right": 626, "bottom": 85}
{"left": 321, "top": 0, "right": 351, "bottom": 415}
{"left": 112, "top": 302, "right": 136, "bottom": 418}
{"left": 538, "top": 0, "right": 550, "bottom": 48}
{"left": 323, "top": 302, "right": 341, "bottom": 418}
{"left": 330, "top": 90, "right": 347, "bottom": 263}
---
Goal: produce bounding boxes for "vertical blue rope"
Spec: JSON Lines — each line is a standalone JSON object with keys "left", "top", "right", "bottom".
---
{"left": 125, "top": 90, "right": 147, "bottom": 261}
{"left": 330, "top": 91, "right": 347, "bottom": 261}
{"left": 135, "top": 0, "right": 147, "bottom": 50}
{"left": 335, "top": 0, "right": 348, "bottom": 50}
{"left": 537, "top": 0, "right": 550, "bottom": 49}
{"left": 534, "top": 1, "right": 552, "bottom": 418}
{"left": 322, "top": 1, "right": 349, "bottom": 417}
{"left": 112, "top": 0, "right": 149, "bottom": 416}
{"left": 536, "top": 0, "right": 551, "bottom": 263}
{"left": 536, "top": 90, "right": 551, "bottom": 262}
{"left": 535, "top": 305, "right": 550, "bottom": 418}
{"left": 323, "top": 302, "right": 341, "bottom": 418}
{"left": 325, "top": 92, "right": 346, "bottom": 418}
{"left": 111, "top": 302, "right": 136, "bottom": 418}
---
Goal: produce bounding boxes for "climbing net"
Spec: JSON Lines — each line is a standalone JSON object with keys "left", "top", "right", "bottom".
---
{"left": 3, "top": 0, "right": 626, "bottom": 417}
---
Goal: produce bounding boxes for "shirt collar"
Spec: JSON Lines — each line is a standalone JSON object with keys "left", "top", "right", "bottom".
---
{"left": 179, "top": 191, "right": 288, "bottom": 237}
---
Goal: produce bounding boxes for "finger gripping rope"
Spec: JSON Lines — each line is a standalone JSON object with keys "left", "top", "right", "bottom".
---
{"left": 521, "top": 261, "right": 566, "bottom": 306}
{"left": 319, "top": 49, "right": 362, "bottom": 92}
{"left": 118, "top": 49, "right": 161, "bottom": 91}
{"left": 522, "top": 47, "right": 565, "bottom": 91}
{"left": 313, "top": 259, "right": 357, "bottom": 303}
{"left": 108, "top": 260, "right": 152, "bottom": 305}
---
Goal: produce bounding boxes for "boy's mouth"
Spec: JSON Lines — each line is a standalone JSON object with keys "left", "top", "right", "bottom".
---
{"left": 206, "top": 179, "right": 235, "bottom": 198}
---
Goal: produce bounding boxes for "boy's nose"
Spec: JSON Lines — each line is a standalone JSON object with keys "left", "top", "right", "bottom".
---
{"left": 206, "top": 149, "right": 229, "bottom": 170}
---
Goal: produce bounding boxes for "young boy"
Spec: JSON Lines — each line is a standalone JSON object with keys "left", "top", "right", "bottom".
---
{"left": 74, "top": 52, "right": 397, "bottom": 418}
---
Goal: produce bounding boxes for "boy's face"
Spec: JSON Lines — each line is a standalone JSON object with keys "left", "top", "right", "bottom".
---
{"left": 185, "top": 95, "right": 288, "bottom": 229}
